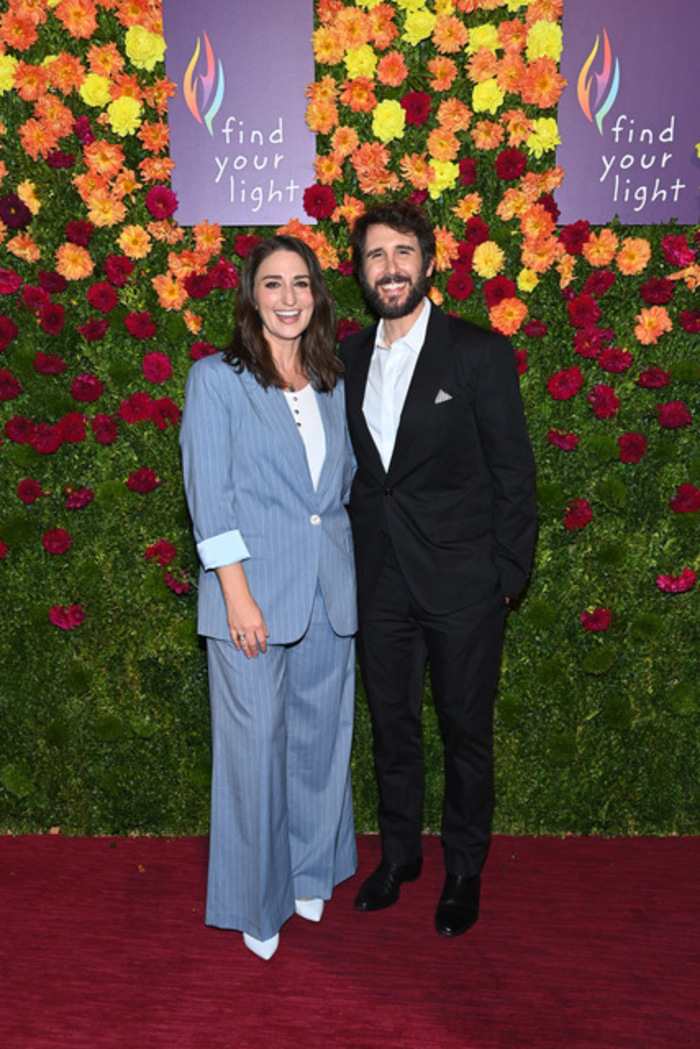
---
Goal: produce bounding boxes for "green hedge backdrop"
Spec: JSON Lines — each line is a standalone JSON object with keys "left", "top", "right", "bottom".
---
{"left": 0, "top": 0, "right": 698, "bottom": 837}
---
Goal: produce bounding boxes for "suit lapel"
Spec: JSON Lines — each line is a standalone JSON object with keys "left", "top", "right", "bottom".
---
{"left": 343, "top": 328, "right": 386, "bottom": 480}
{"left": 241, "top": 369, "right": 317, "bottom": 498}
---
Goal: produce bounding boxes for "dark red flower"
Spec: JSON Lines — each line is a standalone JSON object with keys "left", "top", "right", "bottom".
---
{"left": 656, "top": 401, "right": 692, "bottom": 429}
{"left": 22, "top": 285, "right": 49, "bottom": 311}
{"left": 583, "top": 269, "right": 616, "bottom": 298}
{"left": 458, "top": 157, "right": 478, "bottom": 187}
{"left": 0, "top": 268, "right": 22, "bottom": 294}
{"left": 125, "top": 311, "right": 157, "bottom": 338}
{"left": 0, "top": 540, "right": 7, "bottom": 559}
{"left": 190, "top": 341, "right": 218, "bottom": 361}
{"left": 59, "top": 412, "right": 87, "bottom": 443}
{"left": 564, "top": 498, "right": 592, "bottom": 531}
{"left": 455, "top": 241, "right": 475, "bottom": 269}
{"left": 34, "top": 351, "right": 67, "bottom": 375}
{"left": 336, "top": 259, "right": 354, "bottom": 276}
{"left": 70, "top": 373, "right": 104, "bottom": 403}
{"left": 164, "top": 567, "right": 190, "bottom": 594}
{"left": 43, "top": 527, "right": 73, "bottom": 555}
{"left": 546, "top": 430, "right": 579, "bottom": 451}
{"left": 303, "top": 184, "right": 337, "bottom": 220}
{"left": 679, "top": 310, "right": 700, "bottom": 334}
{"left": 0, "top": 314, "right": 19, "bottom": 350}
{"left": 588, "top": 384, "right": 620, "bottom": 419}
{"left": 73, "top": 115, "right": 95, "bottom": 144}
{"left": 598, "top": 347, "right": 633, "bottom": 373}
{"left": 37, "top": 270, "right": 68, "bottom": 294}
{"left": 65, "top": 220, "right": 94, "bottom": 247}
{"left": 183, "top": 272, "right": 213, "bottom": 300}
{"left": 0, "top": 368, "right": 22, "bottom": 400}
{"left": 49, "top": 604, "right": 85, "bottom": 630}
{"left": 146, "top": 540, "right": 177, "bottom": 566}
{"left": 514, "top": 348, "right": 528, "bottom": 375}
{"left": 104, "top": 254, "right": 134, "bottom": 287}
{"left": 233, "top": 234, "right": 263, "bottom": 258}
{"left": 538, "top": 194, "right": 560, "bottom": 223}
{"left": 337, "top": 318, "right": 362, "bottom": 342}
{"left": 151, "top": 397, "right": 180, "bottom": 431}
{"left": 401, "top": 90, "right": 431, "bottom": 126}
{"left": 523, "top": 318, "right": 547, "bottom": 338}
{"left": 0, "top": 193, "right": 32, "bottom": 230}
{"left": 483, "top": 275, "right": 516, "bottom": 308}
{"left": 30, "top": 422, "right": 63, "bottom": 454}
{"left": 572, "top": 326, "right": 610, "bottom": 359}
{"left": 91, "top": 413, "right": 119, "bottom": 445}
{"left": 494, "top": 147, "right": 527, "bottom": 181}
{"left": 567, "top": 293, "right": 601, "bottom": 329}
{"left": 143, "top": 352, "right": 172, "bottom": 384}
{"left": 65, "top": 486, "right": 94, "bottom": 510}
{"left": 38, "top": 302, "right": 65, "bottom": 334}
{"left": 464, "top": 216, "right": 490, "bottom": 247}
{"left": 446, "top": 268, "right": 474, "bottom": 301}
{"left": 209, "top": 257, "right": 239, "bottom": 290}
{"left": 637, "top": 366, "right": 671, "bottom": 389}
{"left": 639, "top": 277, "right": 675, "bottom": 305}
{"left": 660, "top": 234, "right": 696, "bottom": 267}
{"left": 407, "top": 189, "right": 428, "bottom": 207}
{"left": 656, "top": 568, "right": 696, "bottom": 594}
{"left": 547, "top": 366, "right": 583, "bottom": 400}
{"left": 5, "top": 415, "right": 34, "bottom": 443}
{"left": 145, "top": 185, "right": 178, "bottom": 220}
{"left": 120, "top": 391, "right": 154, "bottom": 423}
{"left": 618, "top": 433, "right": 647, "bottom": 463}
{"left": 669, "top": 483, "right": 700, "bottom": 513}
{"left": 580, "top": 607, "right": 612, "bottom": 631}
{"left": 126, "top": 467, "right": 161, "bottom": 494}
{"left": 77, "top": 317, "right": 110, "bottom": 341}
{"left": 46, "top": 150, "right": 75, "bottom": 169}
{"left": 87, "top": 282, "right": 119, "bottom": 312}
{"left": 559, "top": 220, "right": 591, "bottom": 255}
{"left": 17, "top": 478, "right": 43, "bottom": 504}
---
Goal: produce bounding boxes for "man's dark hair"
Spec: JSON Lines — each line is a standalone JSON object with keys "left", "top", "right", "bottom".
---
{"left": 350, "top": 201, "right": 437, "bottom": 280}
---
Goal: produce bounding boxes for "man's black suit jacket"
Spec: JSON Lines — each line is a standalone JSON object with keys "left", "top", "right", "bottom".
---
{"left": 339, "top": 304, "right": 538, "bottom": 616}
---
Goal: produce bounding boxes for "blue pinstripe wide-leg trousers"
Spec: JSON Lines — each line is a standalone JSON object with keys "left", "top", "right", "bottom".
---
{"left": 204, "top": 589, "right": 357, "bottom": 941}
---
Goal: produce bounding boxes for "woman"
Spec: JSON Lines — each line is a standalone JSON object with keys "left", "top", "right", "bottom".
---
{"left": 180, "top": 236, "right": 357, "bottom": 960}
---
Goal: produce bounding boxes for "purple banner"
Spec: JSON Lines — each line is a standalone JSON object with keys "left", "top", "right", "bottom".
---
{"left": 162, "top": 0, "right": 316, "bottom": 227}
{"left": 555, "top": 0, "right": 700, "bottom": 225}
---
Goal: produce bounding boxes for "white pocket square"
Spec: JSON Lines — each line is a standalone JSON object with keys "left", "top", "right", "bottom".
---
{"left": 434, "top": 389, "right": 453, "bottom": 404}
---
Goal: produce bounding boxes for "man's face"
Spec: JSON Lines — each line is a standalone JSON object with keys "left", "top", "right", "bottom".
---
{"left": 359, "top": 224, "right": 434, "bottom": 320}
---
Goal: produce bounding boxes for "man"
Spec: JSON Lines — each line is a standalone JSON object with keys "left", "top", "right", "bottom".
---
{"left": 339, "top": 202, "right": 537, "bottom": 937}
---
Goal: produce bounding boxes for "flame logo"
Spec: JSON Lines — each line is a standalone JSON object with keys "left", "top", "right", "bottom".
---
{"left": 577, "top": 29, "right": 620, "bottom": 135}
{"left": 183, "top": 32, "right": 225, "bottom": 136}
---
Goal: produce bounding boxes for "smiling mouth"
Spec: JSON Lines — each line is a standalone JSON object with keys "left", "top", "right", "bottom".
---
{"left": 377, "top": 279, "right": 409, "bottom": 294}
{"left": 274, "top": 310, "right": 302, "bottom": 318}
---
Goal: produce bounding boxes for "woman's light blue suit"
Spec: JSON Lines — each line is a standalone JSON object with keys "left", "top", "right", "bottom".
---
{"left": 180, "top": 353, "right": 357, "bottom": 940}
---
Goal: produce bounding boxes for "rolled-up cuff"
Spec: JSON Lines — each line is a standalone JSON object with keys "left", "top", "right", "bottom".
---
{"left": 197, "top": 529, "right": 250, "bottom": 569}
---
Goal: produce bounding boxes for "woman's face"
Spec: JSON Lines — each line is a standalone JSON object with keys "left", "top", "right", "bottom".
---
{"left": 252, "top": 249, "right": 315, "bottom": 351}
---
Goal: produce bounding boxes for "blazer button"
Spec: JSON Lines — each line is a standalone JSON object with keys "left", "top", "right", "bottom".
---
{"left": 310, "top": 514, "right": 321, "bottom": 525}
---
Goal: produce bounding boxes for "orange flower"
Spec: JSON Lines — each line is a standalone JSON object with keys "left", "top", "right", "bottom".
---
{"left": 502, "top": 108, "right": 534, "bottom": 147}
{"left": 520, "top": 57, "right": 566, "bottom": 109}
{"left": 489, "top": 297, "right": 528, "bottom": 337}
{"left": 35, "top": 94, "right": 75, "bottom": 138}
{"left": 138, "top": 156, "right": 176, "bottom": 183}
{"left": 498, "top": 18, "right": 528, "bottom": 52}
{"left": 335, "top": 6, "right": 370, "bottom": 50}
{"left": 427, "top": 127, "right": 460, "bottom": 163}
{"left": 668, "top": 264, "right": 700, "bottom": 291}
{"left": 184, "top": 310, "right": 202, "bottom": 334}
{"left": 6, "top": 233, "right": 41, "bottom": 264}
{"left": 521, "top": 166, "right": 564, "bottom": 197}
{"left": 314, "top": 151, "right": 345, "bottom": 186}
{"left": 496, "top": 53, "right": 527, "bottom": 95}
{"left": 312, "top": 26, "right": 344, "bottom": 66}
{"left": 45, "top": 52, "right": 86, "bottom": 93}
{"left": 556, "top": 253, "right": 577, "bottom": 288}
{"left": 113, "top": 168, "right": 139, "bottom": 197}
{"left": 340, "top": 77, "right": 377, "bottom": 114}
{"left": 520, "top": 234, "right": 562, "bottom": 274}
{"left": 115, "top": 0, "right": 159, "bottom": 32}
{"left": 142, "top": 78, "right": 177, "bottom": 115}
{"left": 399, "top": 153, "right": 434, "bottom": 192}
{"left": 466, "top": 48, "right": 499, "bottom": 85}
{"left": 138, "top": 120, "right": 169, "bottom": 153}
{"left": 496, "top": 189, "right": 528, "bottom": 222}
{"left": 377, "top": 51, "right": 408, "bottom": 87}
{"left": 367, "top": 3, "right": 398, "bottom": 51}
{"left": 434, "top": 227, "right": 460, "bottom": 273}
{"left": 0, "top": 9, "right": 39, "bottom": 50}
{"left": 313, "top": 234, "right": 340, "bottom": 271}
{"left": 54, "top": 0, "right": 98, "bottom": 40}
{"left": 18, "top": 119, "right": 59, "bottom": 160}
{"left": 193, "top": 221, "right": 223, "bottom": 258}
{"left": 83, "top": 140, "right": 126, "bottom": 179}
{"left": 110, "top": 72, "right": 142, "bottom": 102}
{"left": 147, "top": 221, "right": 184, "bottom": 245}
{"left": 427, "top": 286, "right": 444, "bottom": 307}
{"left": 331, "top": 194, "right": 365, "bottom": 230}
{"left": 453, "top": 192, "right": 483, "bottom": 222}
{"left": 527, "top": 0, "right": 563, "bottom": 24}
{"left": 433, "top": 15, "right": 468, "bottom": 54}
{"left": 472, "top": 120, "right": 504, "bottom": 151}
{"left": 87, "top": 41, "right": 124, "bottom": 78}
{"left": 428, "top": 56, "right": 457, "bottom": 93}
{"left": 437, "top": 98, "right": 472, "bottom": 133}
{"left": 12, "top": 61, "right": 49, "bottom": 102}
{"left": 520, "top": 203, "right": 555, "bottom": 241}
{"left": 331, "top": 125, "right": 359, "bottom": 158}
{"left": 169, "top": 248, "right": 207, "bottom": 279}
{"left": 85, "top": 188, "right": 127, "bottom": 228}
{"left": 616, "top": 237, "right": 652, "bottom": 276}
{"left": 582, "top": 229, "right": 619, "bottom": 267}
{"left": 73, "top": 170, "right": 108, "bottom": 201}
{"left": 307, "top": 76, "right": 339, "bottom": 104}
{"left": 634, "top": 305, "right": 673, "bottom": 345}
{"left": 56, "top": 242, "right": 94, "bottom": 280}
{"left": 306, "top": 96, "right": 339, "bottom": 135}
{"left": 351, "top": 142, "right": 400, "bottom": 196}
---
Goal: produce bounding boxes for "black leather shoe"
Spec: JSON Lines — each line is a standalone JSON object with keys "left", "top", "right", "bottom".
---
{"left": 354, "top": 858, "right": 423, "bottom": 912}
{"left": 434, "top": 873, "right": 480, "bottom": 937}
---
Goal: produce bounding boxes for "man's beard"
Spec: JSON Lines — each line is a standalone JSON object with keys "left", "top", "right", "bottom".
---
{"left": 360, "top": 265, "right": 432, "bottom": 320}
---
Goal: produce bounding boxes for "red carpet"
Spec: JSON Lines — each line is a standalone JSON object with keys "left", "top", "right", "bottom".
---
{"left": 1, "top": 834, "right": 697, "bottom": 1048}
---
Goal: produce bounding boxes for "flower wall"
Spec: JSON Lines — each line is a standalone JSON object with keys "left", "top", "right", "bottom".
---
{"left": 0, "top": 0, "right": 697, "bottom": 835}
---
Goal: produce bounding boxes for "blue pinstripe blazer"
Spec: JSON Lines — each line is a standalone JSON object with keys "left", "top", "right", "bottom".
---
{"left": 180, "top": 352, "right": 357, "bottom": 644}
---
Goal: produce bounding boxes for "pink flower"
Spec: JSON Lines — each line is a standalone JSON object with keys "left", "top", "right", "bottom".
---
{"left": 618, "top": 433, "right": 648, "bottom": 464}
{"left": 65, "top": 487, "right": 94, "bottom": 510}
{"left": 146, "top": 540, "right": 177, "bottom": 566}
{"left": 656, "top": 401, "right": 692, "bottom": 429}
{"left": 547, "top": 366, "right": 583, "bottom": 401}
{"left": 142, "top": 352, "right": 172, "bottom": 384}
{"left": 546, "top": 430, "right": 579, "bottom": 451}
{"left": 42, "top": 527, "right": 73, "bottom": 555}
{"left": 164, "top": 568, "right": 190, "bottom": 595}
{"left": 17, "top": 478, "right": 43, "bottom": 504}
{"left": 669, "top": 483, "right": 700, "bottom": 514}
{"left": 145, "top": 185, "right": 178, "bottom": 220}
{"left": 70, "top": 373, "right": 104, "bottom": 403}
{"left": 588, "top": 384, "right": 620, "bottom": 419}
{"left": 126, "top": 467, "right": 161, "bottom": 494}
{"left": 565, "top": 498, "right": 592, "bottom": 531}
{"left": 303, "top": 184, "right": 337, "bottom": 220}
{"left": 660, "top": 233, "right": 696, "bottom": 267}
{"left": 656, "top": 568, "right": 697, "bottom": 594}
{"left": 0, "top": 539, "right": 7, "bottom": 559}
{"left": 49, "top": 604, "right": 85, "bottom": 630}
{"left": 580, "top": 607, "right": 613, "bottom": 632}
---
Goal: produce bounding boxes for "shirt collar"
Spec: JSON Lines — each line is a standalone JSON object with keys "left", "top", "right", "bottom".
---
{"left": 375, "top": 297, "right": 432, "bottom": 354}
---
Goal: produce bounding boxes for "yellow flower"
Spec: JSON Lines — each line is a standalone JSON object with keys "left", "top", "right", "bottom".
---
{"left": 0, "top": 55, "right": 18, "bottom": 93}
{"left": 344, "top": 45, "right": 377, "bottom": 80}
{"left": 452, "top": 192, "right": 482, "bottom": 221}
{"left": 517, "top": 268, "right": 539, "bottom": 293}
{"left": 80, "top": 73, "right": 112, "bottom": 108}
{"left": 356, "top": 0, "right": 384, "bottom": 8}
{"left": 17, "top": 181, "right": 41, "bottom": 215}
{"left": 525, "top": 117, "right": 560, "bottom": 158}
{"left": 395, "top": 0, "right": 427, "bottom": 10}
{"left": 372, "top": 99, "right": 406, "bottom": 143}
{"left": 403, "top": 9, "right": 437, "bottom": 46}
{"left": 473, "top": 240, "right": 506, "bottom": 279}
{"left": 107, "top": 96, "right": 143, "bottom": 137}
{"left": 472, "top": 79, "right": 504, "bottom": 115}
{"left": 125, "top": 26, "right": 166, "bottom": 72}
{"left": 118, "top": 224, "right": 152, "bottom": 260}
{"left": 526, "top": 21, "right": 563, "bottom": 63}
{"left": 428, "top": 160, "right": 459, "bottom": 199}
{"left": 466, "top": 23, "right": 500, "bottom": 55}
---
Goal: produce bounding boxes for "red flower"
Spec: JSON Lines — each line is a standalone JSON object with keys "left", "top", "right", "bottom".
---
{"left": 337, "top": 318, "right": 362, "bottom": 342}
{"left": 618, "top": 433, "right": 647, "bottom": 464}
{"left": 679, "top": 310, "right": 700, "bottom": 334}
{"left": 233, "top": 234, "right": 262, "bottom": 258}
{"left": 184, "top": 272, "right": 213, "bottom": 300}
{"left": 464, "top": 216, "right": 490, "bottom": 246}
{"left": 0, "top": 368, "right": 22, "bottom": 400}
{"left": 588, "top": 384, "right": 620, "bottom": 419}
{"left": 125, "top": 311, "right": 157, "bottom": 338}
{"left": 656, "top": 568, "right": 697, "bottom": 594}
{"left": 547, "top": 365, "right": 583, "bottom": 400}
{"left": 87, "top": 282, "right": 119, "bottom": 312}
{"left": 559, "top": 220, "right": 591, "bottom": 255}
{"left": 523, "top": 318, "right": 547, "bottom": 338}
{"left": 74, "top": 116, "right": 95, "bottom": 145}
{"left": 126, "top": 467, "right": 161, "bottom": 494}
{"left": 567, "top": 293, "right": 601, "bottom": 329}
{"left": 120, "top": 391, "right": 154, "bottom": 423}
{"left": 458, "top": 157, "right": 477, "bottom": 187}
{"left": 65, "top": 220, "right": 94, "bottom": 247}
{"left": 660, "top": 234, "right": 696, "bottom": 267}
{"left": 145, "top": 185, "right": 178, "bottom": 220}
{"left": 564, "top": 498, "right": 592, "bottom": 531}
{"left": 17, "top": 478, "right": 43, "bottom": 504}
{"left": 30, "top": 423, "right": 62, "bottom": 454}
{"left": 0, "top": 314, "right": 18, "bottom": 350}
{"left": 46, "top": 150, "right": 75, "bottom": 169}
{"left": 598, "top": 347, "right": 633, "bottom": 374}
{"left": 514, "top": 348, "right": 528, "bottom": 375}
{"left": 656, "top": 401, "right": 692, "bottom": 429}
{"left": 303, "top": 184, "right": 337, "bottom": 220}
{"left": 43, "top": 527, "right": 73, "bottom": 555}
{"left": 146, "top": 540, "right": 177, "bottom": 566}
{"left": 209, "top": 257, "right": 239, "bottom": 290}
{"left": 446, "top": 268, "right": 473, "bottom": 301}
{"left": 483, "top": 275, "right": 516, "bottom": 308}
{"left": 637, "top": 367, "right": 671, "bottom": 389}
{"left": 49, "top": 604, "right": 85, "bottom": 630}
{"left": 104, "top": 254, "right": 134, "bottom": 287}
{"left": 546, "top": 430, "right": 579, "bottom": 451}
{"left": 583, "top": 270, "right": 616, "bottom": 298}
{"left": 0, "top": 268, "right": 22, "bottom": 294}
{"left": 38, "top": 270, "right": 67, "bottom": 294}
{"left": 34, "top": 352, "right": 66, "bottom": 375}
{"left": 401, "top": 90, "right": 431, "bottom": 126}
{"left": 151, "top": 397, "right": 180, "bottom": 431}
{"left": 77, "top": 317, "right": 110, "bottom": 341}
{"left": 164, "top": 567, "right": 190, "bottom": 595}
{"left": 22, "top": 285, "right": 49, "bottom": 311}
{"left": 38, "top": 302, "right": 65, "bottom": 334}
{"left": 0, "top": 539, "right": 7, "bottom": 559}
{"left": 65, "top": 486, "right": 94, "bottom": 510}
{"left": 669, "top": 483, "right": 700, "bottom": 514}
{"left": 142, "top": 352, "right": 172, "bottom": 384}
{"left": 580, "top": 607, "right": 613, "bottom": 632}
{"left": 190, "top": 341, "right": 218, "bottom": 361}
{"left": 91, "top": 413, "right": 119, "bottom": 445}
{"left": 5, "top": 414, "right": 34, "bottom": 443}
{"left": 0, "top": 193, "right": 32, "bottom": 229}
{"left": 639, "top": 277, "right": 675, "bottom": 305}
{"left": 59, "top": 412, "right": 87, "bottom": 444}
{"left": 70, "top": 373, "right": 104, "bottom": 403}
{"left": 494, "top": 147, "right": 527, "bottom": 181}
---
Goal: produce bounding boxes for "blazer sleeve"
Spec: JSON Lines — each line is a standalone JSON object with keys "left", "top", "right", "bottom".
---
{"left": 179, "top": 357, "right": 250, "bottom": 570}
